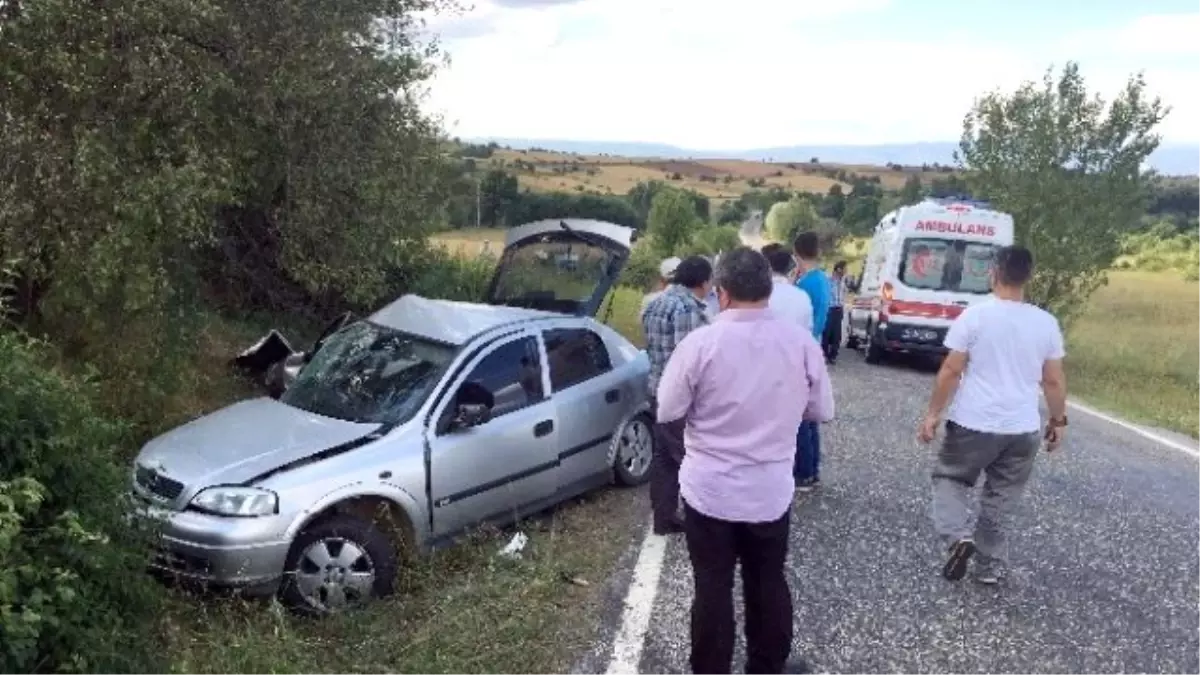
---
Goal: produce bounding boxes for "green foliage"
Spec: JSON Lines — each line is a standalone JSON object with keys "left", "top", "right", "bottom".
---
{"left": 766, "top": 198, "right": 820, "bottom": 243}
{"left": 1115, "top": 223, "right": 1200, "bottom": 281}
{"left": 510, "top": 192, "right": 641, "bottom": 230}
{"left": 958, "top": 61, "right": 1168, "bottom": 323}
{"left": 646, "top": 187, "right": 701, "bottom": 257}
{"left": 401, "top": 247, "right": 497, "bottom": 302}
{"left": 620, "top": 244, "right": 663, "bottom": 292}
{"left": 899, "top": 174, "right": 924, "bottom": 204}
{"left": 0, "top": 328, "right": 164, "bottom": 673}
{"left": 683, "top": 225, "right": 743, "bottom": 257}
{"left": 0, "top": 0, "right": 452, "bottom": 422}
{"left": 626, "top": 181, "right": 709, "bottom": 224}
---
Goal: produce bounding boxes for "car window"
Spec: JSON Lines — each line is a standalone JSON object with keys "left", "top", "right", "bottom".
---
{"left": 459, "top": 336, "right": 544, "bottom": 420}
{"left": 544, "top": 328, "right": 612, "bottom": 393}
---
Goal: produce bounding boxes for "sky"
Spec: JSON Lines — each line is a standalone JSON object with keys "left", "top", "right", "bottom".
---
{"left": 421, "top": 0, "right": 1198, "bottom": 150}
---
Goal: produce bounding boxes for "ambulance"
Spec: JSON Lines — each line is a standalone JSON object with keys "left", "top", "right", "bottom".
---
{"left": 845, "top": 197, "right": 1014, "bottom": 364}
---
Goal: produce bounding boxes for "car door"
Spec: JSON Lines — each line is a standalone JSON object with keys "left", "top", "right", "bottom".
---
{"left": 543, "top": 326, "right": 626, "bottom": 492}
{"left": 426, "top": 333, "right": 559, "bottom": 537}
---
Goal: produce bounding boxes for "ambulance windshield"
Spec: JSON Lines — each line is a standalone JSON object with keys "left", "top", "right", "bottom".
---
{"left": 898, "top": 238, "right": 996, "bottom": 294}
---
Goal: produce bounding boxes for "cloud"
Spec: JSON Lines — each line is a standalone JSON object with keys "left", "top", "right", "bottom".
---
{"left": 1059, "top": 12, "right": 1200, "bottom": 57}
{"left": 425, "top": 3, "right": 1198, "bottom": 147}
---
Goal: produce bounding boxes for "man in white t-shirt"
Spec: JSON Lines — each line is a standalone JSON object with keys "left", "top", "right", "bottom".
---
{"left": 917, "top": 245, "right": 1068, "bottom": 585}
{"left": 763, "top": 245, "right": 813, "bottom": 333}
{"left": 640, "top": 257, "right": 681, "bottom": 320}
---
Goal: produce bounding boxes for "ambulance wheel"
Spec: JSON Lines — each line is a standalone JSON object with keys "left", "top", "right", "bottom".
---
{"left": 864, "top": 327, "right": 885, "bottom": 365}
{"left": 845, "top": 334, "right": 860, "bottom": 350}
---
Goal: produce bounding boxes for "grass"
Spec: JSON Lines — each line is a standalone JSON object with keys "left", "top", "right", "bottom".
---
{"left": 488, "top": 148, "right": 935, "bottom": 202}
{"left": 1066, "top": 271, "right": 1198, "bottom": 436}
{"left": 162, "top": 487, "right": 643, "bottom": 673}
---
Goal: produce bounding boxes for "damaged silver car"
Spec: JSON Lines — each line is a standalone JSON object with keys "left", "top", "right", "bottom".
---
{"left": 131, "top": 219, "right": 655, "bottom": 615}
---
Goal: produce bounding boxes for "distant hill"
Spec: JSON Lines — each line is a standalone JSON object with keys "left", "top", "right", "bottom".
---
{"left": 473, "top": 137, "right": 1199, "bottom": 177}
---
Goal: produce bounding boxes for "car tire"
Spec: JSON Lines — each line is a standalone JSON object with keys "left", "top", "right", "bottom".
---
{"left": 845, "top": 332, "right": 860, "bottom": 350}
{"left": 613, "top": 413, "right": 654, "bottom": 487}
{"left": 279, "top": 514, "right": 397, "bottom": 617}
{"left": 864, "top": 325, "right": 885, "bottom": 365}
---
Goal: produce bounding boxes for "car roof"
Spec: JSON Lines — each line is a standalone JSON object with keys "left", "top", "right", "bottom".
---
{"left": 368, "top": 294, "right": 561, "bottom": 346}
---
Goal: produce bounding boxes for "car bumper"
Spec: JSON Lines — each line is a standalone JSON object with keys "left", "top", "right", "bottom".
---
{"left": 139, "top": 503, "right": 291, "bottom": 593}
{"left": 878, "top": 322, "right": 948, "bottom": 354}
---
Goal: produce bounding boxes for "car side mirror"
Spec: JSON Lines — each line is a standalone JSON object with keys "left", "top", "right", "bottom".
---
{"left": 452, "top": 402, "right": 491, "bottom": 430}
{"left": 446, "top": 380, "right": 494, "bottom": 432}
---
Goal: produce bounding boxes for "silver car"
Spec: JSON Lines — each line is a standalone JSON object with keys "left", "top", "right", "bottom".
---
{"left": 131, "top": 219, "right": 656, "bottom": 615}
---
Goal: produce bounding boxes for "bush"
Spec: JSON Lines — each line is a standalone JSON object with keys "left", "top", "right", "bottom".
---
{"left": 684, "top": 225, "right": 743, "bottom": 257}
{"left": 0, "top": 328, "right": 164, "bottom": 673}
{"left": 400, "top": 247, "right": 497, "bottom": 302}
{"left": 621, "top": 243, "right": 663, "bottom": 292}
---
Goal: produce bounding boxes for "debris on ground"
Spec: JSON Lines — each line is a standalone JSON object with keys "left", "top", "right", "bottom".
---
{"left": 498, "top": 532, "right": 528, "bottom": 559}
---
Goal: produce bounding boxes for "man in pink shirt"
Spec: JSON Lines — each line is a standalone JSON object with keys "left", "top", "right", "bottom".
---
{"left": 658, "top": 247, "right": 835, "bottom": 675}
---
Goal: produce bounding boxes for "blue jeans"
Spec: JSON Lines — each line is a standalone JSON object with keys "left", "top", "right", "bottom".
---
{"left": 794, "top": 421, "right": 821, "bottom": 482}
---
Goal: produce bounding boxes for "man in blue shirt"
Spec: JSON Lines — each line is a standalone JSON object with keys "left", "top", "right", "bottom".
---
{"left": 792, "top": 232, "right": 829, "bottom": 492}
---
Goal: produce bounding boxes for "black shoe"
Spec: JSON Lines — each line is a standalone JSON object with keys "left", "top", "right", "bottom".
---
{"left": 942, "top": 539, "right": 976, "bottom": 581}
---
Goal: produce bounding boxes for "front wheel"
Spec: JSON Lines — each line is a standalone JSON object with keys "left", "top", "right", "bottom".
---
{"left": 613, "top": 414, "right": 654, "bottom": 486}
{"left": 280, "top": 514, "right": 398, "bottom": 617}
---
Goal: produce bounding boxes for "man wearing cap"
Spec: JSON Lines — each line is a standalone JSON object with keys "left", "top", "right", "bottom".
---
{"left": 640, "top": 256, "right": 681, "bottom": 320}
{"left": 642, "top": 255, "right": 714, "bottom": 535}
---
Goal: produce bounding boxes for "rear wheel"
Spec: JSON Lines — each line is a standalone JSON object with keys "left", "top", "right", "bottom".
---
{"left": 613, "top": 414, "right": 654, "bottom": 486}
{"left": 864, "top": 325, "right": 885, "bottom": 365}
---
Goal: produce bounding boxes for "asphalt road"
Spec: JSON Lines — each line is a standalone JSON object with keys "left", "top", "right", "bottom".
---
{"left": 576, "top": 354, "right": 1200, "bottom": 674}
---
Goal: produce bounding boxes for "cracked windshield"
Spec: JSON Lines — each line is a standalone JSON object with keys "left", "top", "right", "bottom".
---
{"left": 281, "top": 322, "right": 455, "bottom": 425}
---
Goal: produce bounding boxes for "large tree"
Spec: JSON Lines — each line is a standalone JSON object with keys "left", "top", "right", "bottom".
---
{"left": 957, "top": 62, "right": 1167, "bottom": 322}
{"left": 646, "top": 187, "right": 700, "bottom": 257}
{"left": 766, "top": 197, "right": 819, "bottom": 244}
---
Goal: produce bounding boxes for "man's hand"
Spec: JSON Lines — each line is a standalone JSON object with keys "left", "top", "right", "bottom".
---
{"left": 918, "top": 414, "right": 940, "bottom": 444}
{"left": 1043, "top": 424, "right": 1065, "bottom": 452}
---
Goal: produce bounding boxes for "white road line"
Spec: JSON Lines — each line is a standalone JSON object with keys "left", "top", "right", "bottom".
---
{"left": 1067, "top": 398, "right": 1200, "bottom": 459}
{"left": 605, "top": 524, "right": 669, "bottom": 675}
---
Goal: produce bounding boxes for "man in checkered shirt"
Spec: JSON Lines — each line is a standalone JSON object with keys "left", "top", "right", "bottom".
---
{"left": 642, "top": 255, "right": 713, "bottom": 535}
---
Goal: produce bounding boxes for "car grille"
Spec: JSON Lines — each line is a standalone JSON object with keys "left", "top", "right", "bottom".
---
{"left": 135, "top": 465, "right": 185, "bottom": 501}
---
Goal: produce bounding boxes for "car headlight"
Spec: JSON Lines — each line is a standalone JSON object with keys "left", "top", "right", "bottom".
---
{"left": 190, "top": 486, "right": 278, "bottom": 517}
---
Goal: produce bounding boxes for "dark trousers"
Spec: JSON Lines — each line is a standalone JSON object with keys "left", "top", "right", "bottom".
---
{"left": 651, "top": 400, "right": 685, "bottom": 531}
{"left": 683, "top": 501, "right": 793, "bottom": 674}
{"left": 794, "top": 421, "right": 821, "bottom": 482}
{"left": 822, "top": 305, "right": 844, "bottom": 361}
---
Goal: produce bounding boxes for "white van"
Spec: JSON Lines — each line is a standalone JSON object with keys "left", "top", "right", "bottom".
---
{"left": 845, "top": 197, "right": 1015, "bottom": 363}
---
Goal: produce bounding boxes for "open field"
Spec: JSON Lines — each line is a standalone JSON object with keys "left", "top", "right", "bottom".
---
{"left": 486, "top": 148, "right": 940, "bottom": 201}
{"left": 1066, "top": 271, "right": 1198, "bottom": 435}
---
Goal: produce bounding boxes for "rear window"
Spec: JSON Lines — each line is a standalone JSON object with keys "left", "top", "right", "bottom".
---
{"left": 898, "top": 238, "right": 996, "bottom": 294}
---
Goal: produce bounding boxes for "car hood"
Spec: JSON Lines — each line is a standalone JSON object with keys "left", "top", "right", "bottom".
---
{"left": 135, "top": 397, "right": 382, "bottom": 491}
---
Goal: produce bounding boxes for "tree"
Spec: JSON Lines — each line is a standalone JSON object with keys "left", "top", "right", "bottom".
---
{"left": 479, "top": 169, "right": 520, "bottom": 227}
{"left": 899, "top": 174, "right": 924, "bottom": 204}
{"left": 958, "top": 62, "right": 1167, "bottom": 322}
{"left": 765, "top": 198, "right": 820, "bottom": 244}
{"left": 685, "top": 225, "right": 743, "bottom": 257}
{"left": 820, "top": 184, "right": 846, "bottom": 220}
{"left": 627, "top": 180, "right": 708, "bottom": 225}
{"left": 646, "top": 187, "right": 700, "bottom": 257}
